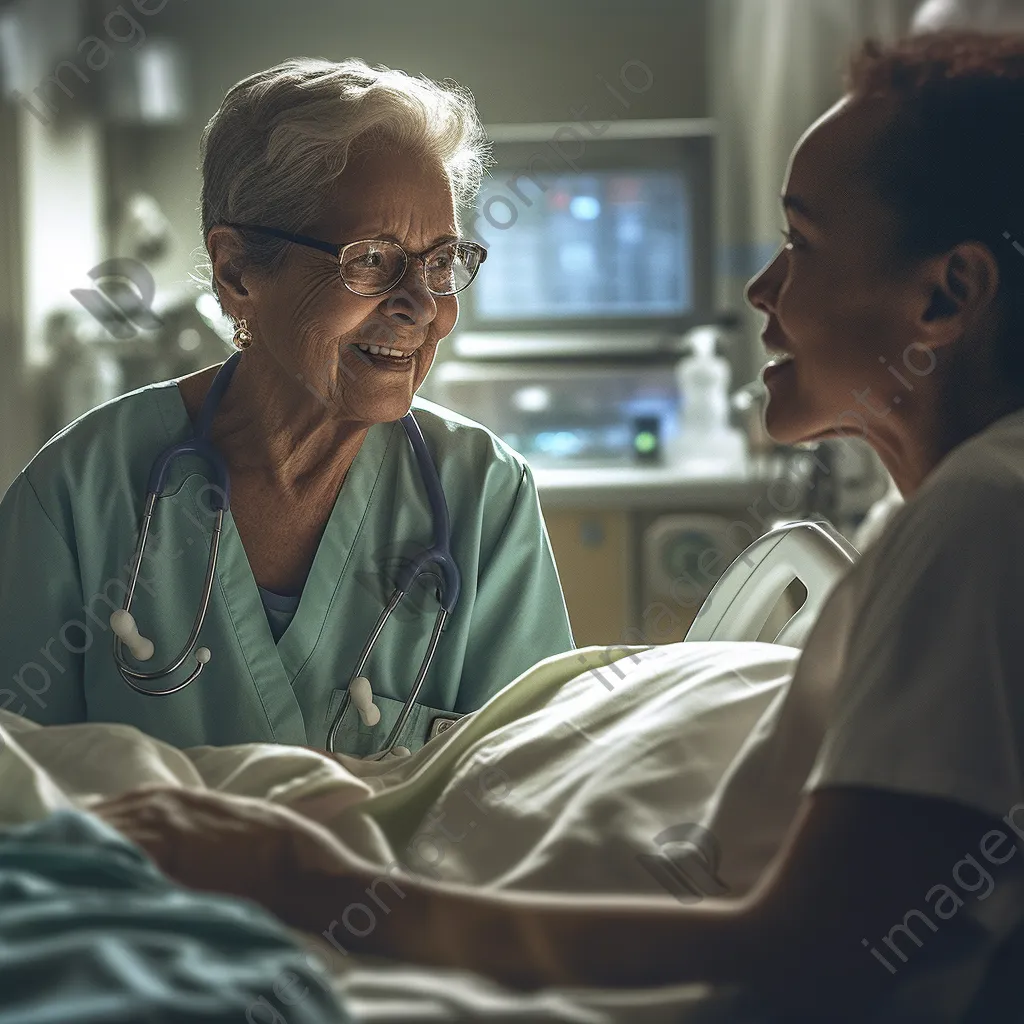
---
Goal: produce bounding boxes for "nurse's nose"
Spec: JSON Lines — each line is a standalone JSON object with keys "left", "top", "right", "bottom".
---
{"left": 380, "top": 262, "right": 438, "bottom": 328}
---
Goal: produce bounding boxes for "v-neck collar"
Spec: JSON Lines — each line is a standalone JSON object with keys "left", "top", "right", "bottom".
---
{"left": 150, "top": 376, "right": 401, "bottom": 689}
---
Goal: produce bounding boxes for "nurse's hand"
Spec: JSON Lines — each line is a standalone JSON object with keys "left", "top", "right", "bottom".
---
{"left": 90, "top": 784, "right": 370, "bottom": 923}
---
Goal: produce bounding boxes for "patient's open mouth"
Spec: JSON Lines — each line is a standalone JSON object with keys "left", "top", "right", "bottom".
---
{"left": 762, "top": 350, "right": 795, "bottom": 382}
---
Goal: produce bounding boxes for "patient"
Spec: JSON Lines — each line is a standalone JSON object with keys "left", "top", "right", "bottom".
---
{"left": 92, "top": 32, "right": 1024, "bottom": 1022}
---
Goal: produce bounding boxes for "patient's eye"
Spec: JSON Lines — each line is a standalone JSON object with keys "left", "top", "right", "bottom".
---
{"left": 780, "top": 227, "right": 804, "bottom": 251}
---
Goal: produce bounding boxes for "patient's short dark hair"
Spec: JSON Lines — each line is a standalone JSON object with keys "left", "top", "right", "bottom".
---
{"left": 846, "top": 32, "right": 1024, "bottom": 384}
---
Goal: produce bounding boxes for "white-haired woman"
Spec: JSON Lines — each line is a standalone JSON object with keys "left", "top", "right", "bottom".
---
{"left": 0, "top": 59, "right": 574, "bottom": 757}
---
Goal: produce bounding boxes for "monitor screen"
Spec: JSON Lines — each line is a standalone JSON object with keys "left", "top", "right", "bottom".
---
{"left": 472, "top": 170, "right": 692, "bottom": 321}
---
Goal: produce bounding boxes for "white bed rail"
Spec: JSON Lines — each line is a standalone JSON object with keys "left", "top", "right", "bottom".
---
{"left": 684, "top": 519, "right": 859, "bottom": 648}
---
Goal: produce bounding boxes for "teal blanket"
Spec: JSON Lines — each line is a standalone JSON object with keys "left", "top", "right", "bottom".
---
{"left": 0, "top": 810, "right": 349, "bottom": 1023}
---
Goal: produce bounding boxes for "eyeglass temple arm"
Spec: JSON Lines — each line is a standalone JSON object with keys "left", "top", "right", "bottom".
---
{"left": 223, "top": 222, "right": 339, "bottom": 257}
{"left": 226, "top": 222, "right": 486, "bottom": 263}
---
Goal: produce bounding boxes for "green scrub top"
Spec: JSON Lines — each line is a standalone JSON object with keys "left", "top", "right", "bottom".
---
{"left": 0, "top": 378, "right": 575, "bottom": 757}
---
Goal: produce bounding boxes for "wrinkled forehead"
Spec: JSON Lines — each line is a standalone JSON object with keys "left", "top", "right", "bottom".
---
{"left": 311, "top": 148, "right": 457, "bottom": 241}
{"left": 783, "top": 96, "right": 899, "bottom": 234}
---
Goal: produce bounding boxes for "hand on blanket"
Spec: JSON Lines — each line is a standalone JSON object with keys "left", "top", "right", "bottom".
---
{"left": 90, "top": 785, "right": 369, "bottom": 922}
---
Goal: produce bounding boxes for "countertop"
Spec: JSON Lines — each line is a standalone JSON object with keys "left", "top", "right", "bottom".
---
{"left": 533, "top": 462, "right": 786, "bottom": 510}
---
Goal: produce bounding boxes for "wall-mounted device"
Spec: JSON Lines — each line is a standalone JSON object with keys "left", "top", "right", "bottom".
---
{"left": 454, "top": 119, "right": 716, "bottom": 359}
{"left": 423, "top": 360, "right": 679, "bottom": 468}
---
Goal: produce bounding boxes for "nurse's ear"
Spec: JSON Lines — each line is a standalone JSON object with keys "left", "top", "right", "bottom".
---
{"left": 206, "top": 225, "right": 253, "bottom": 313}
{"left": 916, "top": 241, "right": 1001, "bottom": 351}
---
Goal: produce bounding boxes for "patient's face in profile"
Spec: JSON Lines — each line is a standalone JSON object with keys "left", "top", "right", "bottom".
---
{"left": 745, "top": 96, "right": 935, "bottom": 454}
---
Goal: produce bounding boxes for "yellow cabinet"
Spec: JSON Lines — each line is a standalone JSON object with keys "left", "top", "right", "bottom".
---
{"left": 543, "top": 509, "right": 632, "bottom": 648}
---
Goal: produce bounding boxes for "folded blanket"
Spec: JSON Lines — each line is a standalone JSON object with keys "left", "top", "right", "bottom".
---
{"left": 0, "top": 809, "right": 349, "bottom": 1023}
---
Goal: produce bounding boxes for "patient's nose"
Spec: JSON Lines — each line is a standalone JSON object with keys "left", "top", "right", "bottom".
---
{"left": 745, "top": 253, "right": 783, "bottom": 313}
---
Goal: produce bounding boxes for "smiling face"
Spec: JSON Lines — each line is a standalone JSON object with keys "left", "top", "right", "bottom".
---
{"left": 745, "top": 96, "right": 945, "bottom": 459}
{"left": 241, "top": 147, "right": 460, "bottom": 426}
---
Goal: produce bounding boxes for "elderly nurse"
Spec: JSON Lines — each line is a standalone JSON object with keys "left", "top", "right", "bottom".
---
{"left": 0, "top": 58, "right": 574, "bottom": 757}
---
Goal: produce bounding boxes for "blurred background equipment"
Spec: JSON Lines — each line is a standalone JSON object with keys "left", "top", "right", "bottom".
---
{"left": 36, "top": 186, "right": 228, "bottom": 437}
{"left": 454, "top": 123, "right": 715, "bottom": 356}
{"left": 665, "top": 323, "right": 747, "bottom": 477}
{"left": 101, "top": 37, "right": 189, "bottom": 124}
{"left": 911, "top": 0, "right": 1024, "bottom": 31}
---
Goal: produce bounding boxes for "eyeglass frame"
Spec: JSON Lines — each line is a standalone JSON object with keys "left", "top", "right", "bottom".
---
{"left": 223, "top": 222, "right": 488, "bottom": 297}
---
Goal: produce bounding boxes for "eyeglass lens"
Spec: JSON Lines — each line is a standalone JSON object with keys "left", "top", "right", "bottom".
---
{"left": 339, "top": 240, "right": 481, "bottom": 296}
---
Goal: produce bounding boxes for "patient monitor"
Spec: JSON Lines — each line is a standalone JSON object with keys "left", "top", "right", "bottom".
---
{"left": 684, "top": 520, "right": 859, "bottom": 647}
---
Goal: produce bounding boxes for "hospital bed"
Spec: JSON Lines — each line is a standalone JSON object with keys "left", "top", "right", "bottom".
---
{"left": 0, "top": 518, "right": 1015, "bottom": 1023}
{"left": 685, "top": 517, "right": 859, "bottom": 647}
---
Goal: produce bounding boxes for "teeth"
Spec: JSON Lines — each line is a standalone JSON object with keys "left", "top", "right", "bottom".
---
{"left": 766, "top": 351, "right": 795, "bottom": 366}
{"left": 356, "top": 344, "right": 411, "bottom": 358}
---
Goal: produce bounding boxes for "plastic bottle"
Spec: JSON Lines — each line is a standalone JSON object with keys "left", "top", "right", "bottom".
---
{"left": 670, "top": 326, "right": 748, "bottom": 476}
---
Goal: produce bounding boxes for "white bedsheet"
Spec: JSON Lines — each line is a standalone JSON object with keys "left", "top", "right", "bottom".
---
{"left": 0, "top": 641, "right": 800, "bottom": 1022}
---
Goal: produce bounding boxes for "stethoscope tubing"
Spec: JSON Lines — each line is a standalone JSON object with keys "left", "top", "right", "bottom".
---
{"left": 112, "top": 351, "right": 461, "bottom": 758}
{"left": 113, "top": 498, "right": 224, "bottom": 695}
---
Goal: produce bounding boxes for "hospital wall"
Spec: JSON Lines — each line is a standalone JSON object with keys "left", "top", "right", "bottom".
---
{"left": 94, "top": 0, "right": 710, "bottom": 295}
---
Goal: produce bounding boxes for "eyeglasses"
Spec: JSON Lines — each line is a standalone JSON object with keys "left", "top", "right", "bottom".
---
{"left": 225, "top": 223, "right": 487, "bottom": 297}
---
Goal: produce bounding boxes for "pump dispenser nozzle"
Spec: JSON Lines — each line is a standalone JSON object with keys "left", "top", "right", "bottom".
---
{"left": 670, "top": 324, "right": 748, "bottom": 477}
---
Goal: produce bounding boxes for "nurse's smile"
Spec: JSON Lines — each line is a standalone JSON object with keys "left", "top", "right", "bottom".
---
{"left": 349, "top": 336, "right": 423, "bottom": 372}
{"left": 353, "top": 343, "right": 417, "bottom": 368}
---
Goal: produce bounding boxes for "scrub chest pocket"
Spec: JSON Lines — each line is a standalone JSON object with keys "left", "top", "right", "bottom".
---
{"left": 325, "top": 689, "right": 462, "bottom": 757}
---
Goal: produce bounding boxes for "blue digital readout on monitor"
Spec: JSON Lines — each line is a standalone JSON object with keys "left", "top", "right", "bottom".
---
{"left": 472, "top": 170, "right": 692, "bottom": 320}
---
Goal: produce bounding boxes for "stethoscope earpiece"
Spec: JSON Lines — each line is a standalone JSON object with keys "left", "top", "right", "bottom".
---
{"left": 110, "top": 609, "right": 156, "bottom": 662}
{"left": 348, "top": 675, "right": 381, "bottom": 727}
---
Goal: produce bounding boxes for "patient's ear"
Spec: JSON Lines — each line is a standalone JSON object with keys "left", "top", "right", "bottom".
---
{"left": 918, "top": 243, "right": 1000, "bottom": 349}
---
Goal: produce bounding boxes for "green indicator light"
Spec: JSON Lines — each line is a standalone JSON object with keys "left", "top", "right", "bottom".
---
{"left": 634, "top": 431, "right": 657, "bottom": 453}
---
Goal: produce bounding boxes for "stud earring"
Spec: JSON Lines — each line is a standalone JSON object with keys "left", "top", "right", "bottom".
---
{"left": 232, "top": 317, "right": 253, "bottom": 350}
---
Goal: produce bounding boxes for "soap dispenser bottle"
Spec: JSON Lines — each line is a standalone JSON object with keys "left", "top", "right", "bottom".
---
{"left": 670, "top": 326, "right": 748, "bottom": 476}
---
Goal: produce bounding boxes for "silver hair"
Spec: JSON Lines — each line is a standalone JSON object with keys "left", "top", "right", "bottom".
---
{"left": 198, "top": 57, "right": 491, "bottom": 298}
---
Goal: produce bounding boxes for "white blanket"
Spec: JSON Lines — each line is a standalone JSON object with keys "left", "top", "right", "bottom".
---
{"left": 0, "top": 641, "right": 801, "bottom": 1023}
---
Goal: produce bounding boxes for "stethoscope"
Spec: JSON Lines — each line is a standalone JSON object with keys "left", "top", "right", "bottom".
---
{"left": 110, "top": 350, "right": 462, "bottom": 759}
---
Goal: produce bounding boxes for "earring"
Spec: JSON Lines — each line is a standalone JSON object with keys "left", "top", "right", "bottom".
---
{"left": 232, "top": 317, "right": 253, "bottom": 350}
